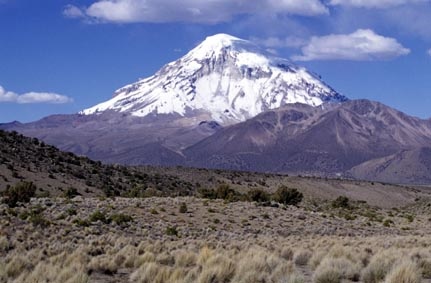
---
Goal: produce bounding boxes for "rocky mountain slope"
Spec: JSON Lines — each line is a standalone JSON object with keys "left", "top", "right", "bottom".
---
{"left": 185, "top": 100, "right": 431, "bottom": 180}
{"left": 349, "top": 147, "right": 431, "bottom": 184}
{"left": 0, "top": 129, "right": 195, "bottom": 197}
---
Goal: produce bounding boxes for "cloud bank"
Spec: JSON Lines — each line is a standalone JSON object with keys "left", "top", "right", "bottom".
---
{"left": 0, "top": 86, "right": 73, "bottom": 104}
{"left": 292, "top": 29, "right": 410, "bottom": 61}
{"left": 64, "top": 0, "right": 329, "bottom": 24}
{"left": 329, "top": 0, "right": 429, "bottom": 8}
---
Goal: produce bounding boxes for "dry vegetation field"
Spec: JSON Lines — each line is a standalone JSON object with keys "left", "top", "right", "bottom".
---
{"left": 2, "top": 192, "right": 431, "bottom": 283}
{"left": 2, "top": 131, "right": 431, "bottom": 282}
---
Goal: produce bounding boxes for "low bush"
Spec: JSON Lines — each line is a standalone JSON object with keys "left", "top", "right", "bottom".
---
{"left": 273, "top": 186, "right": 303, "bottom": 206}
{"left": 2, "top": 182, "right": 36, "bottom": 207}
{"left": 89, "top": 210, "right": 110, "bottom": 224}
{"left": 179, "top": 202, "right": 188, "bottom": 213}
{"left": 332, "top": 196, "right": 350, "bottom": 209}
{"left": 73, "top": 218, "right": 90, "bottom": 227}
{"left": 110, "top": 213, "right": 133, "bottom": 225}
{"left": 247, "top": 189, "right": 270, "bottom": 203}
{"left": 166, "top": 226, "right": 178, "bottom": 237}
{"left": 63, "top": 187, "right": 80, "bottom": 199}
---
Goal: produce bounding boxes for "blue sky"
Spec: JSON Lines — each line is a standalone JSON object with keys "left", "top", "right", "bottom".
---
{"left": 1, "top": 0, "right": 431, "bottom": 122}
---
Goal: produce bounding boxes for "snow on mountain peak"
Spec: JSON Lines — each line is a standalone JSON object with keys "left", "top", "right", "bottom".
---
{"left": 81, "top": 33, "right": 347, "bottom": 124}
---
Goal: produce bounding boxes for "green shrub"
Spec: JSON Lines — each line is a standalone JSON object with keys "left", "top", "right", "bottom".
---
{"left": 383, "top": 219, "right": 394, "bottom": 227}
{"left": 247, "top": 189, "right": 270, "bottom": 203}
{"left": 332, "top": 196, "right": 350, "bottom": 209}
{"left": 73, "top": 218, "right": 90, "bottom": 227}
{"left": 215, "top": 184, "right": 237, "bottom": 201}
{"left": 166, "top": 226, "right": 178, "bottom": 237}
{"left": 63, "top": 187, "right": 80, "bottom": 199}
{"left": 273, "top": 186, "right": 303, "bottom": 206}
{"left": 89, "top": 210, "right": 110, "bottom": 224}
{"left": 199, "top": 184, "right": 243, "bottom": 202}
{"left": 66, "top": 207, "right": 77, "bottom": 216}
{"left": 405, "top": 214, "right": 415, "bottom": 223}
{"left": 29, "top": 213, "right": 50, "bottom": 227}
{"left": 20, "top": 205, "right": 50, "bottom": 227}
{"left": 179, "top": 202, "right": 188, "bottom": 213}
{"left": 198, "top": 188, "right": 217, "bottom": 199}
{"left": 2, "top": 182, "right": 37, "bottom": 207}
{"left": 110, "top": 213, "right": 133, "bottom": 225}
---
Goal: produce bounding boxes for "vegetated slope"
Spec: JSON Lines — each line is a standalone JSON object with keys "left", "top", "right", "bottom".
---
{"left": 0, "top": 112, "right": 201, "bottom": 166}
{"left": 0, "top": 129, "right": 427, "bottom": 208}
{"left": 185, "top": 99, "right": 431, "bottom": 180}
{"left": 349, "top": 147, "right": 431, "bottom": 185}
{"left": 0, "top": 130, "right": 195, "bottom": 197}
{"left": 138, "top": 166, "right": 427, "bottom": 209}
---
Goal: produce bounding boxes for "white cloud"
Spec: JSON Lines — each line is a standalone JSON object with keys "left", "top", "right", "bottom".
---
{"left": 65, "top": 0, "right": 328, "bottom": 24}
{"left": 63, "top": 4, "right": 85, "bottom": 18}
{"left": 0, "top": 86, "right": 73, "bottom": 104}
{"left": 253, "top": 36, "right": 308, "bottom": 48}
{"left": 329, "top": 0, "right": 429, "bottom": 8}
{"left": 292, "top": 29, "right": 410, "bottom": 61}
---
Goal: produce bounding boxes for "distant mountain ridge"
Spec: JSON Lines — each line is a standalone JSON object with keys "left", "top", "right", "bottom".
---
{"left": 81, "top": 33, "right": 346, "bottom": 124}
{"left": 184, "top": 100, "right": 431, "bottom": 181}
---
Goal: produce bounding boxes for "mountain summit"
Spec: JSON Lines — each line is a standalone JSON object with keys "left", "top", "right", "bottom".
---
{"left": 81, "top": 34, "right": 346, "bottom": 124}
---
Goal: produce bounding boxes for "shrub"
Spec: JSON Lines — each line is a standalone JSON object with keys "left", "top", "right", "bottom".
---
{"left": 215, "top": 184, "right": 240, "bottom": 202}
{"left": 332, "top": 196, "right": 350, "bottom": 209}
{"left": 274, "top": 186, "right": 303, "bottom": 206}
{"left": 20, "top": 205, "right": 50, "bottom": 227}
{"left": 63, "top": 187, "right": 80, "bottom": 199}
{"left": 179, "top": 202, "right": 188, "bottom": 213}
{"left": 110, "top": 213, "right": 133, "bottom": 225}
{"left": 198, "top": 188, "right": 217, "bottom": 199}
{"left": 166, "top": 226, "right": 178, "bottom": 237}
{"left": 248, "top": 189, "right": 270, "bottom": 203}
{"left": 2, "top": 181, "right": 36, "bottom": 207}
{"left": 199, "top": 184, "right": 243, "bottom": 202}
{"left": 29, "top": 212, "right": 50, "bottom": 227}
{"left": 89, "top": 210, "right": 110, "bottom": 224}
{"left": 383, "top": 219, "right": 394, "bottom": 227}
{"left": 73, "top": 218, "right": 90, "bottom": 227}
{"left": 66, "top": 207, "right": 77, "bottom": 216}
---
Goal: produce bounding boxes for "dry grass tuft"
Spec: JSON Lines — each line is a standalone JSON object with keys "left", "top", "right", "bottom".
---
{"left": 294, "top": 249, "right": 312, "bottom": 266}
{"left": 384, "top": 260, "right": 421, "bottom": 283}
{"left": 130, "top": 262, "right": 172, "bottom": 283}
{"left": 313, "top": 257, "right": 361, "bottom": 283}
{"left": 362, "top": 249, "right": 401, "bottom": 283}
{"left": 198, "top": 254, "right": 234, "bottom": 283}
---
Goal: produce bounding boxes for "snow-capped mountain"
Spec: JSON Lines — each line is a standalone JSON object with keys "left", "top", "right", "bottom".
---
{"left": 81, "top": 33, "right": 347, "bottom": 124}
